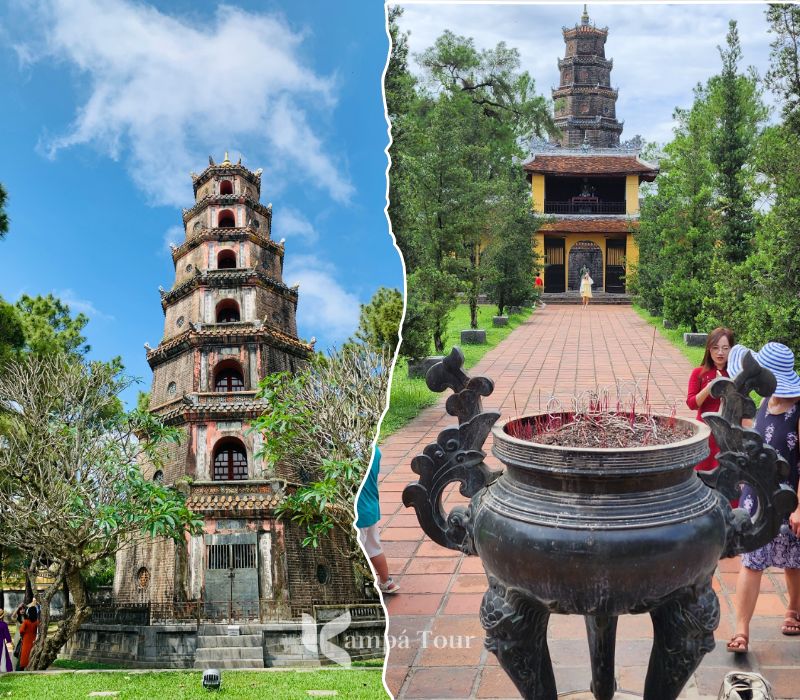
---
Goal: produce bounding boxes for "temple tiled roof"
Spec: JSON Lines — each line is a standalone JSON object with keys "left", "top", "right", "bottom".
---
{"left": 182, "top": 194, "right": 272, "bottom": 224}
{"left": 171, "top": 228, "right": 283, "bottom": 263}
{"left": 160, "top": 268, "right": 297, "bottom": 309}
{"left": 191, "top": 157, "right": 262, "bottom": 195}
{"left": 186, "top": 481, "right": 282, "bottom": 515}
{"left": 523, "top": 154, "right": 658, "bottom": 180}
{"left": 146, "top": 322, "right": 313, "bottom": 367}
{"left": 539, "top": 218, "right": 637, "bottom": 234}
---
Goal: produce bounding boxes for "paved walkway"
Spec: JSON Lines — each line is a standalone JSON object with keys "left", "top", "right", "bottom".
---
{"left": 379, "top": 305, "right": 799, "bottom": 699}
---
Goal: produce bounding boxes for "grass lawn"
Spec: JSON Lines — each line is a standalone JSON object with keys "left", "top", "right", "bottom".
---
{"left": 0, "top": 667, "right": 386, "bottom": 699}
{"left": 381, "top": 304, "right": 533, "bottom": 437}
{"left": 632, "top": 304, "right": 705, "bottom": 368}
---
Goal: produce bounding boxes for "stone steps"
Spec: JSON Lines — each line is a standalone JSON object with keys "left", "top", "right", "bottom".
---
{"left": 541, "top": 292, "right": 632, "bottom": 305}
{"left": 196, "top": 633, "right": 262, "bottom": 649}
{"left": 195, "top": 646, "right": 263, "bottom": 662}
{"left": 193, "top": 657, "right": 265, "bottom": 669}
{"left": 194, "top": 625, "right": 265, "bottom": 669}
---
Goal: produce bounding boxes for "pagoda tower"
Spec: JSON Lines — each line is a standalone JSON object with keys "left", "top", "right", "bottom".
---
{"left": 552, "top": 5, "right": 623, "bottom": 148}
{"left": 525, "top": 8, "right": 659, "bottom": 296}
{"left": 114, "top": 154, "right": 366, "bottom": 619}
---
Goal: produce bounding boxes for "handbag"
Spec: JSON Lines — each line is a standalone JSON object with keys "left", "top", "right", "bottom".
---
{"left": 12, "top": 638, "right": 20, "bottom": 659}
{"left": 717, "top": 671, "right": 774, "bottom": 700}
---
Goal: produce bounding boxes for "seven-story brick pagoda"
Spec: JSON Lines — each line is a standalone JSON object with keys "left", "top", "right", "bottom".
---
{"left": 114, "top": 154, "right": 367, "bottom": 621}
{"left": 525, "top": 7, "right": 659, "bottom": 296}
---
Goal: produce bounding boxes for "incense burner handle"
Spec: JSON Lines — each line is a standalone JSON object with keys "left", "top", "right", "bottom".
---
{"left": 402, "top": 347, "right": 502, "bottom": 553}
{"left": 698, "top": 351, "right": 798, "bottom": 557}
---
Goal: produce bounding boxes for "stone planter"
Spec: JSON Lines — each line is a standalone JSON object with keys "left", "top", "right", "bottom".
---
{"left": 403, "top": 347, "right": 796, "bottom": 700}
{"left": 683, "top": 332, "right": 708, "bottom": 347}
{"left": 663, "top": 319, "right": 676, "bottom": 329}
{"left": 460, "top": 329, "right": 486, "bottom": 344}
{"left": 407, "top": 356, "right": 444, "bottom": 380}
{"left": 507, "top": 306, "right": 522, "bottom": 315}
{"left": 492, "top": 316, "right": 508, "bottom": 327}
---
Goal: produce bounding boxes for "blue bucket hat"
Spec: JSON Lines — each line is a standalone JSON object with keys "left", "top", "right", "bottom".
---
{"left": 726, "top": 344, "right": 752, "bottom": 378}
{"left": 755, "top": 342, "right": 800, "bottom": 398}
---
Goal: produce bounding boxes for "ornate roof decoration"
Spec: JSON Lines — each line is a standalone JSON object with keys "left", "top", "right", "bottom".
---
{"left": 146, "top": 322, "right": 313, "bottom": 367}
{"left": 171, "top": 228, "right": 283, "bottom": 264}
{"left": 523, "top": 153, "right": 658, "bottom": 180}
{"left": 191, "top": 154, "right": 263, "bottom": 195}
{"left": 185, "top": 481, "right": 282, "bottom": 516}
{"left": 182, "top": 193, "right": 273, "bottom": 224}
{"left": 160, "top": 268, "right": 298, "bottom": 309}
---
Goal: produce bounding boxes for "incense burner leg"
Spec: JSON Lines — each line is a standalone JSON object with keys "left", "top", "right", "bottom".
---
{"left": 585, "top": 614, "right": 618, "bottom": 700}
{"left": 644, "top": 580, "right": 718, "bottom": 700}
{"left": 480, "top": 577, "right": 556, "bottom": 700}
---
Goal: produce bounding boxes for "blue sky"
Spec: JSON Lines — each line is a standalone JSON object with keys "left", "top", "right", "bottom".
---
{"left": 0, "top": 0, "right": 402, "bottom": 407}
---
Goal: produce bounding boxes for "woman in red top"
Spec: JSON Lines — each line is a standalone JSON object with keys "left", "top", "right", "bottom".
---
{"left": 686, "top": 327, "right": 734, "bottom": 471}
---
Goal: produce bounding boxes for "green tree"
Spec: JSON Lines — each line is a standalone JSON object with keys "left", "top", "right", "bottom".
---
{"left": 390, "top": 30, "right": 552, "bottom": 353}
{"left": 632, "top": 87, "right": 717, "bottom": 329}
{"left": 709, "top": 21, "right": 766, "bottom": 263}
{"left": 765, "top": 4, "right": 800, "bottom": 133}
{"left": 0, "top": 353, "right": 202, "bottom": 669}
{"left": 251, "top": 346, "right": 388, "bottom": 567}
{"left": 633, "top": 22, "right": 765, "bottom": 331}
{"left": 15, "top": 293, "right": 90, "bottom": 356}
{"left": 482, "top": 173, "right": 540, "bottom": 315}
{"left": 353, "top": 287, "right": 403, "bottom": 355}
{"left": 0, "top": 300, "right": 24, "bottom": 364}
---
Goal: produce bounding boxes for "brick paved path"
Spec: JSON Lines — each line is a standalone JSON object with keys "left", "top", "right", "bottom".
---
{"left": 379, "top": 305, "right": 799, "bottom": 699}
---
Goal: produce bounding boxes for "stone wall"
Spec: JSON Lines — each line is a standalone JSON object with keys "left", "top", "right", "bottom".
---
{"left": 63, "top": 623, "right": 197, "bottom": 669}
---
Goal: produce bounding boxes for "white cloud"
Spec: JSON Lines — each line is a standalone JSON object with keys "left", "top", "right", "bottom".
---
{"left": 162, "top": 224, "right": 184, "bottom": 253}
{"left": 55, "top": 288, "right": 114, "bottom": 321}
{"left": 272, "top": 207, "right": 318, "bottom": 243}
{"left": 283, "top": 255, "right": 360, "bottom": 342}
{"left": 19, "top": 0, "right": 353, "bottom": 205}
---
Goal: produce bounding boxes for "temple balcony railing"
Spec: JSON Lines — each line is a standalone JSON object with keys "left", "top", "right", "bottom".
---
{"left": 544, "top": 200, "right": 626, "bottom": 215}
{"left": 187, "top": 391, "right": 262, "bottom": 406}
{"left": 90, "top": 598, "right": 385, "bottom": 624}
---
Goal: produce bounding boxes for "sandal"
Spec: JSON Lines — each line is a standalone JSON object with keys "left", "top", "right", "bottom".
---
{"left": 378, "top": 578, "right": 400, "bottom": 595}
{"left": 726, "top": 633, "right": 749, "bottom": 653}
{"left": 782, "top": 610, "right": 800, "bottom": 636}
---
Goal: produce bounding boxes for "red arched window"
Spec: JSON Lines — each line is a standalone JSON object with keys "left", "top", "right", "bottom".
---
{"left": 218, "top": 210, "right": 235, "bottom": 228}
{"left": 213, "top": 439, "right": 248, "bottom": 481}
{"left": 215, "top": 299, "right": 240, "bottom": 323}
{"left": 220, "top": 180, "right": 233, "bottom": 195}
{"left": 217, "top": 249, "right": 237, "bottom": 269}
{"left": 214, "top": 360, "right": 245, "bottom": 392}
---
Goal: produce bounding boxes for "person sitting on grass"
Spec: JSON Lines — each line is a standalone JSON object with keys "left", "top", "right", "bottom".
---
{"left": 355, "top": 447, "right": 399, "bottom": 595}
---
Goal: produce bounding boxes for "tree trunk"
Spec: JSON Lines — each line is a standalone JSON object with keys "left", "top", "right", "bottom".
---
{"left": 433, "top": 320, "right": 444, "bottom": 353}
{"left": 469, "top": 246, "right": 479, "bottom": 329}
{"left": 29, "top": 567, "right": 90, "bottom": 670}
{"left": 23, "top": 566, "right": 34, "bottom": 604}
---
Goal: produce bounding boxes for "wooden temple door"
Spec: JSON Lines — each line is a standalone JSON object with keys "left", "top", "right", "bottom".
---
{"left": 606, "top": 239, "right": 626, "bottom": 293}
{"left": 544, "top": 238, "right": 565, "bottom": 293}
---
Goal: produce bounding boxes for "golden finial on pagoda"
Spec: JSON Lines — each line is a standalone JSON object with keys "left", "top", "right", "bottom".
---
{"left": 221, "top": 151, "right": 231, "bottom": 165}
{"left": 581, "top": 4, "right": 589, "bottom": 25}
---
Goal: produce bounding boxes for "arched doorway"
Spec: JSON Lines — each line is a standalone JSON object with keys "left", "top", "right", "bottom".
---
{"left": 568, "top": 241, "right": 603, "bottom": 292}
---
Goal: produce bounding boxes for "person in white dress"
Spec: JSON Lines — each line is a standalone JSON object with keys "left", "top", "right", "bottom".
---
{"left": 580, "top": 271, "right": 593, "bottom": 307}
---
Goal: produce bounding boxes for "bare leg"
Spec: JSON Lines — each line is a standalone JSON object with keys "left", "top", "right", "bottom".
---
{"left": 370, "top": 552, "right": 390, "bottom": 584}
{"left": 733, "top": 564, "right": 763, "bottom": 641}
{"left": 785, "top": 568, "right": 800, "bottom": 611}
